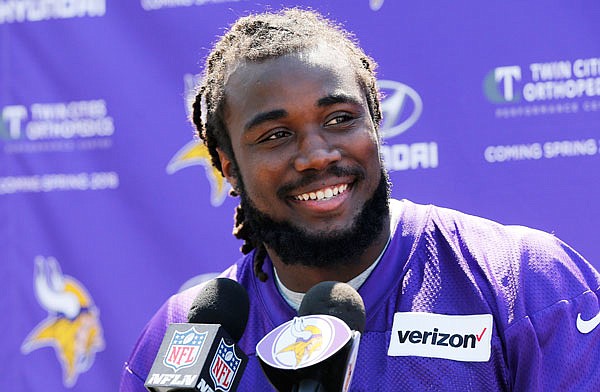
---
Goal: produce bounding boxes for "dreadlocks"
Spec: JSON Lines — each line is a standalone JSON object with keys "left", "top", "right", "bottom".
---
{"left": 191, "top": 8, "right": 382, "bottom": 281}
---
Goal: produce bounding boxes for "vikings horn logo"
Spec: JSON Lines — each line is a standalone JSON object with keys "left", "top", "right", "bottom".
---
{"left": 21, "top": 256, "right": 105, "bottom": 387}
{"left": 277, "top": 318, "right": 323, "bottom": 367}
{"left": 166, "top": 73, "right": 230, "bottom": 207}
{"left": 166, "top": 140, "right": 229, "bottom": 207}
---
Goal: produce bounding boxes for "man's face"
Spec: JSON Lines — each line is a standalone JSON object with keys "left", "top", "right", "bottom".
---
{"left": 219, "top": 46, "right": 388, "bottom": 266}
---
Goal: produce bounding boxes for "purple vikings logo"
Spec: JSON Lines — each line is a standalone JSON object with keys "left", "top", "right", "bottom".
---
{"left": 256, "top": 315, "right": 352, "bottom": 370}
{"left": 21, "top": 256, "right": 105, "bottom": 387}
{"left": 164, "top": 327, "right": 207, "bottom": 371}
{"left": 277, "top": 320, "right": 324, "bottom": 367}
{"left": 210, "top": 338, "right": 242, "bottom": 392}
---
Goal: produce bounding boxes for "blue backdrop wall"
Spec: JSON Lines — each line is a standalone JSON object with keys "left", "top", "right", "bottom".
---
{"left": 1, "top": 1, "right": 599, "bottom": 390}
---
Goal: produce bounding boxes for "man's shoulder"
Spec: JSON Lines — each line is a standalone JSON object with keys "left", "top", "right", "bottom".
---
{"left": 410, "top": 200, "right": 600, "bottom": 321}
{"left": 390, "top": 199, "right": 585, "bottom": 259}
{"left": 411, "top": 200, "right": 556, "bottom": 246}
{"left": 389, "top": 198, "right": 542, "bottom": 243}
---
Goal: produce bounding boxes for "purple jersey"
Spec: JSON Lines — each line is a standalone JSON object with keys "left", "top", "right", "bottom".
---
{"left": 120, "top": 199, "right": 600, "bottom": 391}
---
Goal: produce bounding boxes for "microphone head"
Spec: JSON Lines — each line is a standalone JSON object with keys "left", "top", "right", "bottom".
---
{"left": 298, "top": 281, "right": 366, "bottom": 333}
{"left": 187, "top": 277, "right": 249, "bottom": 342}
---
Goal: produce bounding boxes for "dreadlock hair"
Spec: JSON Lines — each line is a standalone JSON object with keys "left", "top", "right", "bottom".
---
{"left": 191, "top": 8, "right": 382, "bottom": 282}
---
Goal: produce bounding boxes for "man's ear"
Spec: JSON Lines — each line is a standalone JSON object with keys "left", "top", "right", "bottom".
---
{"left": 217, "top": 148, "right": 239, "bottom": 191}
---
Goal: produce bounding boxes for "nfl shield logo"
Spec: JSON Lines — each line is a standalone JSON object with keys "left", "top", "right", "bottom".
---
{"left": 163, "top": 327, "right": 207, "bottom": 371}
{"left": 210, "top": 338, "right": 241, "bottom": 392}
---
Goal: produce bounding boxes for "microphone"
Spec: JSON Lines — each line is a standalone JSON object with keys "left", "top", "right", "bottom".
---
{"left": 145, "top": 278, "right": 250, "bottom": 392}
{"left": 256, "top": 281, "right": 366, "bottom": 392}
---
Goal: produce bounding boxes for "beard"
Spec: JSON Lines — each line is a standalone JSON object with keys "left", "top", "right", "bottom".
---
{"left": 237, "top": 166, "right": 391, "bottom": 268}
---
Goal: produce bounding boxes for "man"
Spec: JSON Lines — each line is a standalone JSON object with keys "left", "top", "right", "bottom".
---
{"left": 120, "top": 8, "right": 600, "bottom": 391}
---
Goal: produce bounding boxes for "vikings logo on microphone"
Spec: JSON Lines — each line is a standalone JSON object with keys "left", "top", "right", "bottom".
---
{"left": 21, "top": 256, "right": 105, "bottom": 387}
{"left": 257, "top": 315, "right": 353, "bottom": 371}
{"left": 277, "top": 320, "right": 324, "bottom": 367}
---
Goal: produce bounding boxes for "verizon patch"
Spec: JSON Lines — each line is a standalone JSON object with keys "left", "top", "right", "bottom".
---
{"left": 388, "top": 312, "right": 493, "bottom": 362}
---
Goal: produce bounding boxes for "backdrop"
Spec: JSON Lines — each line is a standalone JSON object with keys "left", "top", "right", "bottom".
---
{"left": 2, "top": 1, "right": 599, "bottom": 390}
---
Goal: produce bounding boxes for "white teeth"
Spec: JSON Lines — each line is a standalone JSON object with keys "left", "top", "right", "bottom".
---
{"left": 294, "top": 184, "right": 349, "bottom": 201}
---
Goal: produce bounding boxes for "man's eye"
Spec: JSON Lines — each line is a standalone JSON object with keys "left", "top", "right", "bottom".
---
{"left": 325, "top": 114, "right": 353, "bottom": 126}
{"left": 260, "top": 130, "right": 290, "bottom": 143}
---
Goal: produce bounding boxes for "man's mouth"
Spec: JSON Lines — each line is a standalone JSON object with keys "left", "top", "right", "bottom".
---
{"left": 292, "top": 183, "right": 350, "bottom": 201}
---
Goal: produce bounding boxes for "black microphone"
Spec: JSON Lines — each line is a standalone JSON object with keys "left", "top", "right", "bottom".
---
{"left": 256, "top": 281, "right": 365, "bottom": 392}
{"left": 145, "top": 278, "right": 250, "bottom": 392}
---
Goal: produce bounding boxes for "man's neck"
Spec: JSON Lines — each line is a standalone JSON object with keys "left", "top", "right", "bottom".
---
{"left": 267, "top": 218, "right": 391, "bottom": 292}
{"left": 274, "top": 234, "right": 391, "bottom": 310}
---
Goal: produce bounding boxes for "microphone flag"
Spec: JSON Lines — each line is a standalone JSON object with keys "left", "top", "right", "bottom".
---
{"left": 145, "top": 323, "right": 247, "bottom": 392}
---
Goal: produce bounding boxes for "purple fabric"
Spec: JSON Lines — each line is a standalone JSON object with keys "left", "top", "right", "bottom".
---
{"left": 120, "top": 199, "right": 600, "bottom": 391}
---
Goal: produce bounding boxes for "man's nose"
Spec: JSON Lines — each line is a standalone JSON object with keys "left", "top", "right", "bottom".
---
{"left": 293, "top": 130, "right": 342, "bottom": 172}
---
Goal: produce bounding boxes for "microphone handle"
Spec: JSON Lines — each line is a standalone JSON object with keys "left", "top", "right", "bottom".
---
{"left": 292, "top": 379, "right": 328, "bottom": 392}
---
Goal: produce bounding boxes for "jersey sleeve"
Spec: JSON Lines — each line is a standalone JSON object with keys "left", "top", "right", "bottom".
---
{"left": 503, "top": 235, "right": 600, "bottom": 391}
{"left": 119, "top": 301, "right": 171, "bottom": 392}
{"left": 120, "top": 356, "right": 149, "bottom": 392}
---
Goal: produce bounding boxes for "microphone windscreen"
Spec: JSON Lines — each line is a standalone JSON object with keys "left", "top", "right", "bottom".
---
{"left": 187, "top": 277, "right": 249, "bottom": 342}
{"left": 298, "top": 281, "right": 366, "bottom": 333}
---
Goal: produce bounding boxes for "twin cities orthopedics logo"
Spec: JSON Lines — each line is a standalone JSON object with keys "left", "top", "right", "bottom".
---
{"left": 1, "top": 99, "right": 115, "bottom": 153}
{"left": 21, "top": 256, "right": 105, "bottom": 387}
{"left": 0, "top": 0, "right": 106, "bottom": 24}
{"left": 484, "top": 57, "right": 600, "bottom": 118}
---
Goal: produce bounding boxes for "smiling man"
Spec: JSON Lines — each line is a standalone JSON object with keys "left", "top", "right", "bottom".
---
{"left": 121, "top": 9, "right": 600, "bottom": 391}
{"left": 221, "top": 45, "right": 391, "bottom": 291}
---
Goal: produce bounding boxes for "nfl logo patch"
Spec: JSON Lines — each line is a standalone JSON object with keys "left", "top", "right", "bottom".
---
{"left": 163, "top": 327, "right": 207, "bottom": 372}
{"left": 210, "top": 338, "right": 242, "bottom": 392}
